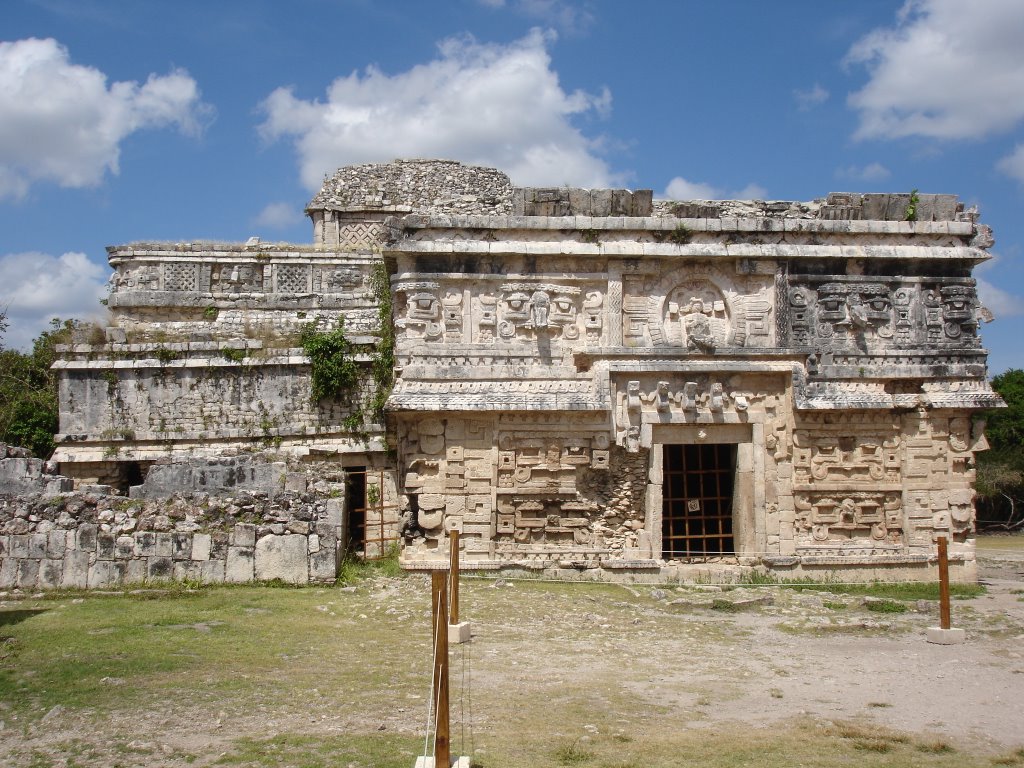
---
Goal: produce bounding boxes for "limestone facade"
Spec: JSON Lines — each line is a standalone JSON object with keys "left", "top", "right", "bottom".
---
{"left": 46, "top": 160, "right": 1002, "bottom": 582}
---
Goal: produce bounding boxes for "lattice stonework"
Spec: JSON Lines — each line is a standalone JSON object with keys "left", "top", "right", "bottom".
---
{"left": 164, "top": 263, "right": 197, "bottom": 291}
{"left": 276, "top": 264, "right": 310, "bottom": 293}
{"left": 338, "top": 222, "right": 383, "bottom": 248}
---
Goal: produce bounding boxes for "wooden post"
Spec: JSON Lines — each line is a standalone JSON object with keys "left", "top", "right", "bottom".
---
{"left": 449, "top": 529, "right": 460, "bottom": 625}
{"left": 937, "top": 535, "right": 951, "bottom": 630}
{"left": 431, "top": 570, "right": 450, "bottom": 768}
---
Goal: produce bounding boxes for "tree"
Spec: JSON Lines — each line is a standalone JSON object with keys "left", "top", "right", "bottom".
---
{"left": 0, "top": 317, "right": 75, "bottom": 459}
{"left": 975, "top": 369, "right": 1024, "bottom": 530}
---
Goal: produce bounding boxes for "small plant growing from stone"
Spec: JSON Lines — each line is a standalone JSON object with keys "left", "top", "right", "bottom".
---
{"left": 154, "top": 346, "right": 178, "bottom": 366}
{"left": 666, "top": 222, "right": 692, "bottom": 245}
{"left": 222, "top": 347, "right": 246, "bottom": 363}
{"left": 578, "top": 228, "right": 600, "bottom": 244}
{"left": 203, "top": 306, "right": 219, "bottom": 320}
{"left": 904, "top": 189, "right": 920, "bottom": 222}
{"left": 300, "top": 320, "right": 362, "bottom": 401}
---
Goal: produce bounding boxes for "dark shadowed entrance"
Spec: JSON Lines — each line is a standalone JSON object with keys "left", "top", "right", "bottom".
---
{"left": 662, "top": 443, "right": 736, "bottom": 558}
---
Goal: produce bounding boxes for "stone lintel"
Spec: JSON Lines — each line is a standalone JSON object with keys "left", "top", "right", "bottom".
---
{"left": 392, "top": 213, "right": 976, "bottom": 237}
{"left": 387, "top": 240, "right": 988, "bottom": 263}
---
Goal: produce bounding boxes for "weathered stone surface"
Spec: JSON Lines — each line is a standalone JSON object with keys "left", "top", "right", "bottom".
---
{"left": 225, "top": 546, "right": 254, "bottom": 582}
{"left": 254, "top": 534, "right": 308, "bottom": 584}
{"left": 61, "top": 549, "right": 89, "bottom": 588}
{"left": 191, "top": 533, "right": 211, "bottom": 561}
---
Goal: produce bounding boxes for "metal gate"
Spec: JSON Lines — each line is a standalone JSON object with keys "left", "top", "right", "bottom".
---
{"left": 346, "top": 467, "right": 400, "bottom": 560}
{"left": 662, "top": 443, "right": 736, "bottom": 559}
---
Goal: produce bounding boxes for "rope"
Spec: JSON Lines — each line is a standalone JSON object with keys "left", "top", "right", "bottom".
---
{"left": 459, "top": 573, "right": 998, "bottom": 589}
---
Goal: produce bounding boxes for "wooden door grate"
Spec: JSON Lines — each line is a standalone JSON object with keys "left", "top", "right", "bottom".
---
{"left": 662, "top": 443, "right": 736, "bottom": 559}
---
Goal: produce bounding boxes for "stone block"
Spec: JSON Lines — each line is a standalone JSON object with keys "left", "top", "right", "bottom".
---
{"left": 46, "top": 530, "right": 66, "bottom": 558}
{"left": 0, "top": 535, "right": 8, "bottom": 557}
{"left": 591, "top": 189, "right": 612, "bottom": 217}
{"left": 926, "top": 626, "right": 966, "bottom": 644}
{"left": 226, "top": 546, "right": 255, "bottom": 583}
{"left": 324, "top": 498, "right": 343, "bottom": 528}
{"left": 90, "top": 559, "right": 129, "bottom": 587}
{"left": 309, "top": 544, "right": 336, "bottom": 582}
{"left": 200, "top": 559, "right": 225, "bottom": 583}
{"left": 155, "top": 533, "right": 173, "bottom": 557}
{"left": 192, "top": 533, "right": 212, "bottom": 561}
{"left": 134, "top": 531, "right": 157, "bottom": 556}
{"left": 285, "top": 473, "right": 307, "bottom": 492}
{"left": 125, "top": 558, "right": 146, "bottom": 584}
{"left": 0, "top": 557, "right": 16, "bottom": 588}
{"left": 97, "top": 534, "right": 116, "bottom": 560}
{"left": 62, "top": 550, "right": 89, "bottom": 588}
{"left": 210, "top": 532, "right": 229, "bottom": 560}
{"left": 173, "top": 561, "right": 201, "bottom": 581}
{"left": 39, "top": 559, "right": 63, "bottom": 588}
{"left": 231, "top": 523, "right": 256, "bottom": 548}
{"left": 11, "top": 534, "right": 29, "bottom": 558}
{"left": 17, "top": 559, "right": 39, "bottom": 588}
{"left": 115, "top": 536, "right": 135, "bottom": 558}
{"left": 254, "top": 534, "right": 308, "bottom": 584}
{"left": 76, "top": 524, "right": 98, "bottom": 551}
{"left": 147, "top": 556, "right": 173, "bottom": 580}
{"left": 172, "top": 532, "right": 192, "bottom": 560}
{"left": 448, "top": 621, "right": 471, "bottom": 645}
{"left": 28, "top": 533, "right": 47, "bottom": 560}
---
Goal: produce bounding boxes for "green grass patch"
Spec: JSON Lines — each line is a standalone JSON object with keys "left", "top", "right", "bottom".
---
{"left": 787, "top": 581, "right": 984, "bottom": 601}
{"left": 216, "top": 733, "right": 422, "bottom": 768}
{"left": 865, "top": 599, "right": 909, "bottom": 614}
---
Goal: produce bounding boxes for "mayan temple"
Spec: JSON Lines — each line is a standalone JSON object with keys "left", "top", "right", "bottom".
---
{"left": 25, "top": 159, "right": 1002, "bottom": 587}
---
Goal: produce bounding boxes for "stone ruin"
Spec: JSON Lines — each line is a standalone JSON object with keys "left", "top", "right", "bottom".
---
{"left": 0, "top": 159, "right": 1004, "bottom": 588}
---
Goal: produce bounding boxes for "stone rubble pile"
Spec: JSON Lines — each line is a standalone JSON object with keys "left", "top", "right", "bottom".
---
{"left": 307, "top": 158, "right": 515, "bottom": 215}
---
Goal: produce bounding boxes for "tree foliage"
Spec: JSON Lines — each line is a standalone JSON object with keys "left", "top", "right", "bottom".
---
{"left": 976, "top": 369, "right": 1024, "bottom": 529}
{"left": 0, "top": 315, "right": 75, "bottom": 459}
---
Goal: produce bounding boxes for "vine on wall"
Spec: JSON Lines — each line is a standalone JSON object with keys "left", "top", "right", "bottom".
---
{"left": 300, "top": 258, "right": 395, "bottom": 431}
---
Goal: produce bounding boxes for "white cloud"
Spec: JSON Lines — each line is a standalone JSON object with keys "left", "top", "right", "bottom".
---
{"left": 794, "top": 83, "right": 829, "bottom": 111}
{"left": 836, "top": 162, "right": 891, "bottom": 182}
{"left": 515, "top": 0, "right": 595, "bottom": 34}
{"left": 663, "top": 177, "right": 721, "bottom": 200}
{"left": 997, "top": 143, "right": 1024, "bottom": 182}
{"left": 977, "top": 277, "right": 1024, "bottom": 319}
{"left": 736, "top": 183, "right": 768, "bottom": 200}
{"left": 845, "top": 0, "right": 1024, "bottom": 140}
{"left": 0, "top": 37, "right": 211, "bottom": 200}
{"left": 662, "top": 177, "right": 767, "bottom": 200}
{"left": 258, "top": 29, "right": 615, "bottom": 189}
{"left": 253, "top": 202, "right": 303, "bottom": 230}
{"left": 0, "top": 251, "right": 109, "bottom": 350}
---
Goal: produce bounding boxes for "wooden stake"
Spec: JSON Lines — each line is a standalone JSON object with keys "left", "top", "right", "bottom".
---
{"left": 449, "top": 529, "right": 460, "bottom": 625}
{"left": 937, "top": 535, "right": 951, "bottom": 630}
{"left": 431, "top": 570, "right": 450, "bottom": 768}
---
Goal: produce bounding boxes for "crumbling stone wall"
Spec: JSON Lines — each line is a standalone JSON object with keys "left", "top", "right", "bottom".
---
{"left": 0, "top": 489, "right": 339, "bottom": 589}
{"left": 0, "top": 456, "right": 402, "bottom": 590}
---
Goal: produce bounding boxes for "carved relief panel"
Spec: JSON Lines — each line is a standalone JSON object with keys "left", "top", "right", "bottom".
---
{"left": 637, "top": 264, "right": 775, "bottom": 349}
{"left": 211, "top": 263, "right": 267, "bottom": 293}
{"left": 790, "top": 414, "right": 905, "bottom": 547}
{"left": 787, "top": 277, "right": 982, "bottom": 351}
{"left": 394, "top": 278, "right": 604, "bottom": 346}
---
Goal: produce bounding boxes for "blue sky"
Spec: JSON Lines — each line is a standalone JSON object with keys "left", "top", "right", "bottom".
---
{"left": 1, "top": 0, "right": 1022, "bottom": 373}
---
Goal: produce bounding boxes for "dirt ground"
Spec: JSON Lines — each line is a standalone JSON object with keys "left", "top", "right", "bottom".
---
{"left": 1, "top": 539, "right": 1023, "bottom": 767}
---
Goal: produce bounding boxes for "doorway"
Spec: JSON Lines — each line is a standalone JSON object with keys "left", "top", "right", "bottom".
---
{"left": 662, "top": 443, "right": 736, "bottom": 559}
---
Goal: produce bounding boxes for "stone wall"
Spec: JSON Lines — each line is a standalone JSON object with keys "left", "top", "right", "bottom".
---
{"left": 0, "top": 456, "right": 401, "bottom": 590}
